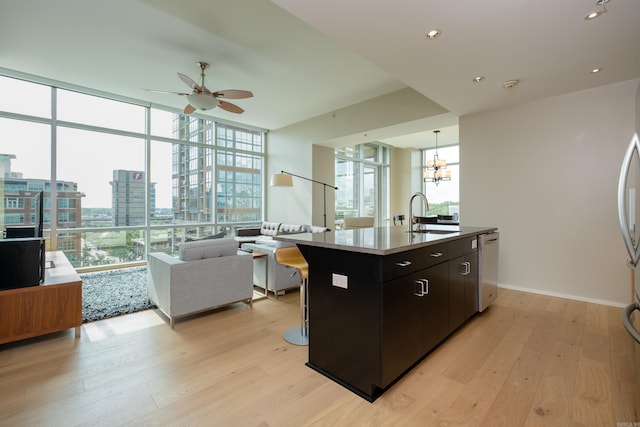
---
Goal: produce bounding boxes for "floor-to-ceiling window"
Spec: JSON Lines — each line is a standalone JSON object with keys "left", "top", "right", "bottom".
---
{"left": 422, "top": 144, "right": 459, "bottom": 218}
{"left": 0, "top": 72, "right": 265, "bottom": 269}
{"left": 335, "top": 142, "right": 389, "bottom": 227}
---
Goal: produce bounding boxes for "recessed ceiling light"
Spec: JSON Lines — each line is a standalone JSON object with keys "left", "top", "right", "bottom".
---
{"left": 426, "top": 29, "right": 441, "bottom": 39}
{"left": 590, "top": 67, "right": 603, "bottom": 74}
{"left": 585, "top": 0, "right": 609, "bottom": 20}
{"left": 584, "top": 10, "right": 604, "bottom": 20}
{"left": 473, "top": 76, "right": 485, "bottom": 83}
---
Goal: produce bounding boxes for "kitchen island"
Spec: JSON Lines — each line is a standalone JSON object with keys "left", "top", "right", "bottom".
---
{"left": 276, "top": 224, "right": 497, "bottom": 401}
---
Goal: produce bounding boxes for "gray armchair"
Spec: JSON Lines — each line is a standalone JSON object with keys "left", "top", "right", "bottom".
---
{"left": 147, "top": 238, "right": 253, "bottom": 327}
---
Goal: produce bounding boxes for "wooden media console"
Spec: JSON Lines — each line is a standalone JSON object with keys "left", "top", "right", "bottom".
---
{"left": 0, "top": 251, "right": 82, "bottom": 345}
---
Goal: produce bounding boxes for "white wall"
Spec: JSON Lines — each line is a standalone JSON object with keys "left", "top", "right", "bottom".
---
{"left": 267, "top": 87, "right": 447, "bottom": 227}
{"left": 461, "top": 78, "right": 640, "bottom": 306}
{"left": 266, "top": 127, "right": 313, "bottom": 225}
{"left": 389, "top": 147, "right": 414, "bottom": 219}
{"left": 312, "top": 144, "right": 336, "bottom": 227}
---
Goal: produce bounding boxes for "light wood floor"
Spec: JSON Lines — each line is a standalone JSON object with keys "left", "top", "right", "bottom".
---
{"left": 0, "top": 288, "right": 638, "bottom": 426}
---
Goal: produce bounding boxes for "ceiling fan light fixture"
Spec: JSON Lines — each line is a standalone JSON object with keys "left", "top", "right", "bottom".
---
{"left": 186, "top": 92, "right": 218, "bottom": 110}
{"left": 502, "top": 79, "right": 520, "bottom": 89}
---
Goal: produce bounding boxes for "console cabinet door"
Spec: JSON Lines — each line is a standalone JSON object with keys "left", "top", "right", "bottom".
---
{"left": 381, "top": 271, "right": 421, "bottom": 387}
{"left": 463, "top": 251, "right": 479, "bottom": 321}
{"left": 419, "top": 261, "right": 449, "bottom": 354}
{"left": 449, "top": 252, "right": 479, "bottom": 332}
{"left": 449, "top": 256, "right": 466, "bottom": 332}
{"left": 381, "top": 261, "right": 450, "bottom": 387}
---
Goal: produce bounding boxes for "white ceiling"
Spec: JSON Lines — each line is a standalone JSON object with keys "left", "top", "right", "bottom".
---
{"left": 1, "top": 0, "right": 639, "bottom": 150}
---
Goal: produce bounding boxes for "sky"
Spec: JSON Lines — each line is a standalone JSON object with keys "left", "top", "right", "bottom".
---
{"left": 0, "top": 76, "right": 174, "bottom": 209}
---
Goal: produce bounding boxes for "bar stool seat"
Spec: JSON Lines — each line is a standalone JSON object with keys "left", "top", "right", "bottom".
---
{"left": 274, "top": 246, "right": 309, "bottom": 346}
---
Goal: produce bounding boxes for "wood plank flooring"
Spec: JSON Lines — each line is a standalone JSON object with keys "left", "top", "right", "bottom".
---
{"left": 0, "top": 288, "right": 638, "bottom": 426}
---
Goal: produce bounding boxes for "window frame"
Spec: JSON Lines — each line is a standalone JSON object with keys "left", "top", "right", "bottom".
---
{"left": 335, "top": 142, "right": 390, "bottom": 227}
{"left": 0, "top": 71, "right": 266, "bottom": 269}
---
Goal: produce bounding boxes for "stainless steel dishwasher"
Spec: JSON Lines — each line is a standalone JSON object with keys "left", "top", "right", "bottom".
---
{"left": 478, "top": 232, "right": 499, "bottom": 311}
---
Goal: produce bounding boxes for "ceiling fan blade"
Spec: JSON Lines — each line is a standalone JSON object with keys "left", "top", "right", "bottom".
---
{"left": 144, "top": 89, "right": 190, "bottom": 96}
{"left": 178, "top": 72, "right": 202, "bottom": 93}
{"left": 218, "top": 100, "right": 244, "bottom": 114}
{"left": 184, "top": 104, "right": 196, "bottom": 115}
{"left": 213, "top": 89, "right": 253, "bottom": 99}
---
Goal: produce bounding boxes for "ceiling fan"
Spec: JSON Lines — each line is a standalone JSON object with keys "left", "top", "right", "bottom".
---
{"left": 148, "top": 61, "right": 253, "bottom": 115}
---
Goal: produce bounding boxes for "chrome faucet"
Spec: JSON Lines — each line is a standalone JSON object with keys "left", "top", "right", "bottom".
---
{"left": 408, "top": 192, "right": 430, "bottom": 233}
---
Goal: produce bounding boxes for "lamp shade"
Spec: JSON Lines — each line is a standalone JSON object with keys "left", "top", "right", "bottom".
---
{"left": 270, "top": 173, "right": 293, "bottom": 187}
{"left": 186, "top": 93, "right": 218, "bottom": 110}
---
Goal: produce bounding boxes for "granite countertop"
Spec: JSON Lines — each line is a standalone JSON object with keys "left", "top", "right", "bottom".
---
{"left": 274, "top": 225, "right": 497, "bottom": 256}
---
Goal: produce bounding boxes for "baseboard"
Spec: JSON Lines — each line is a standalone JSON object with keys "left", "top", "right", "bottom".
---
{"left": 497, "top": 283, "right": 627, "bottom": 308}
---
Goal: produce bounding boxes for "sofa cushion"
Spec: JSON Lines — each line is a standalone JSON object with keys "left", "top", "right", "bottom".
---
{"left": 260, "top": 222, "right": 280, "bottom": 236}
{"left": 303, "top": 225, "right": 329, "bottom": 233}
{"left": 179, "top": 238, "right": 238, "bottom": 261}
{"left": 254, "top": 236, "right": 277, "bottom": 246}
{"left": 278, "top": 223, "right": 304, "bottom": 234}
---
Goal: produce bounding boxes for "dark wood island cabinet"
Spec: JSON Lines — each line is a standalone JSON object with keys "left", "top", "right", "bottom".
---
{"left": 276, "top": 225, "right": 496, "bottom": 401}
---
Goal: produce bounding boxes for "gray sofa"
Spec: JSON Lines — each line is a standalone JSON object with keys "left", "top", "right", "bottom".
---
{"left": 237, "top": 222, "right": 328, "bottom": 296}
{"left": 147, "top": 238, "right": 253, "bottom": 327}
{"left": 241, "top": 240, "right": 300, "bottom": 296}
{"left": 234, "top": 222, "right": 327, "bottom": 246}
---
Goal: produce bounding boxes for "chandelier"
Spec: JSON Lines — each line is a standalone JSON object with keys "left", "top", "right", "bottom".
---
{"left": 423, "top": 130, "right": 451, "bottom": 186}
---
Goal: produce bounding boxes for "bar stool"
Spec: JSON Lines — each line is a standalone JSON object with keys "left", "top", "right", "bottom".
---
{"left": 274, "top": 246, "right": 309, "bottom": 346}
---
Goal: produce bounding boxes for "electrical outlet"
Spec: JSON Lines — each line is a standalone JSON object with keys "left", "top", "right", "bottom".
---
{"left": 332, "top": 273, "right": 348, "bottom": 289}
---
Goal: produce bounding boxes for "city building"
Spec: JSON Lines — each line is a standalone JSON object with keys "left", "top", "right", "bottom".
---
{"left": 110, "top": 169, "right": 156, "bottom": 226}
{"left": 1, "top": 153, "right": 83, "bottom": 255}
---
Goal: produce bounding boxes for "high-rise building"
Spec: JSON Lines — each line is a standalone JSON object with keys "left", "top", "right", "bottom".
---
{"left": 170, "top": 118, "right": 263, "bottom": 226}
{"left": 171, "top": 116, "right": 214, "bottom": 224}
{"left": 1, "top": 153, "right": 83, "bottom": 257}
{"left": 110, "top": 170, "right": 155, "bottom": 226}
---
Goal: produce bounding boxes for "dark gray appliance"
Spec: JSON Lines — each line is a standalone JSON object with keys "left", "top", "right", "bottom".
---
{"left": 478, "top": 231, "right": 499, "bottom": 312}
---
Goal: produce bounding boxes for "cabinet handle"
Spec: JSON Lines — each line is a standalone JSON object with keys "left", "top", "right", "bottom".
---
{"left": 414, "top": 279, "right": 429, "bottom": 297}
{"left": 430, "top": 252, "right": 444, "bottom": 258}
{"left": 396, "top": 261, "right": 412, "bottom": 267}
{"left": 460, "top": 261, "right": 471, "bottom": 275}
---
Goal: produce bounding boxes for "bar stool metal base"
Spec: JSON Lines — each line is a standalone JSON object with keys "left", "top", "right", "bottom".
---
{"left": 283, "top": 326, "right": 309, "bottom": 346}
{"left": 275, "top": 247, "right": 310, "bottom": 347}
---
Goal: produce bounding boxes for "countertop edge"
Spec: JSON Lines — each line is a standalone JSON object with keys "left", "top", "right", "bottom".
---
{"left": 274, "top": 226, "right": 497, "bottom": 256}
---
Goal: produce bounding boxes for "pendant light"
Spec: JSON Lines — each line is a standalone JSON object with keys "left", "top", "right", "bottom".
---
{"left": 423, "top": 130, "right": 451, "bottom": 186}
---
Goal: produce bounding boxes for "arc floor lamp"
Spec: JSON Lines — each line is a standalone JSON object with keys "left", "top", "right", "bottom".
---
{"left": 270, "top": 170, "right": 338, "bottom": 228}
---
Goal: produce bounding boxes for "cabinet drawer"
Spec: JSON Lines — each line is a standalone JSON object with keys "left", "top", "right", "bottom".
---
{"left": 449, "top": 235, "right": 477, "bottom": 258}
{"left": 381, "top": 242, "right": 449, "bottom": 281}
